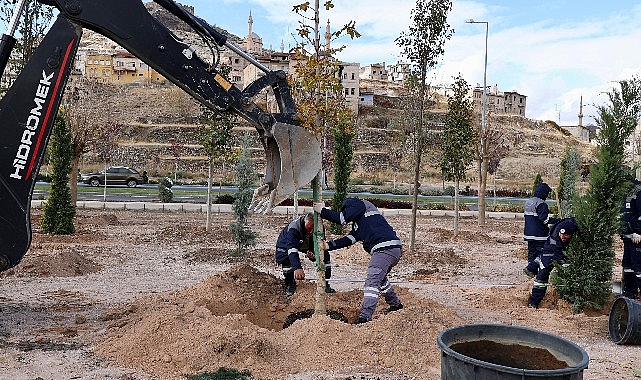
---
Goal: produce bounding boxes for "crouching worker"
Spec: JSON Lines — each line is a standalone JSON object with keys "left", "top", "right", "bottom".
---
{"left": 275, "top": 213, "right": 335, "bottom": 296}
{"left": 528, "top": 217, "right": 578, "bottom": 308}
{"left": 314, "top": 198, "right": 403, "bottom": 324}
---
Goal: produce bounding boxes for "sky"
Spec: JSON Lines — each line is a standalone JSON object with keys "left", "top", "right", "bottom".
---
{"left": 181, "top": 0, "right": 641, "bottom": 126}
{"left": 161, "top": 1, "right": 641, "bottom": 125}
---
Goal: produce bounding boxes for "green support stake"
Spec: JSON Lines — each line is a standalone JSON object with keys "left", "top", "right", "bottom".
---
{"left": 311, "top": 175, "right": 327, "bottom": 314}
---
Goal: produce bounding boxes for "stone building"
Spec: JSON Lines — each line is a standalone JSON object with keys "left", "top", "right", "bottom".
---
{"left": 359, "top": 62, "right": 388, "bottom": 81}
{"left": 471, "top": 84, "right": 527, "bottom": 117}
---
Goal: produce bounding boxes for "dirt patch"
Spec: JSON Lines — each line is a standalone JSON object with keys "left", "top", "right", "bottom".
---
{"left": 0, "top": 208, "right": 638, "bottom": 380}
{"left": 4, "top": 249, "right": 101, "bottom": 277}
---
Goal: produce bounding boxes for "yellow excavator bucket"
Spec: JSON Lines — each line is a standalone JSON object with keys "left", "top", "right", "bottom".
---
{"left": 251, "top": 122, "right": 321, "bottom": 213}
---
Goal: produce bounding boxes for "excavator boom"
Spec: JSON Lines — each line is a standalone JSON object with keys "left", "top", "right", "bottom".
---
{"left": 0, "top": 0, "right": 320, "bottom": 271}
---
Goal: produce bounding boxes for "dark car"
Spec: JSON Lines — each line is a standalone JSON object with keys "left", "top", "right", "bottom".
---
{"left": 81, "top": 166, "right": 144, "bottom": 188}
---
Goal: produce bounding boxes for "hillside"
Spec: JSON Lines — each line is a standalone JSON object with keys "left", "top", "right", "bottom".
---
{"left": 68, "top": 81, "right": 593, "bottom": 193}
{"left": 66, "top": 3, "right": 594, "bottom": 192}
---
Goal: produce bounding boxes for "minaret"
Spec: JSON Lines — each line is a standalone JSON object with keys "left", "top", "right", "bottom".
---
{"left": 280, "top": 40, "right": 285, "bottom": 53}
{"left": 247, "top": 12, "right": 253, "bottom": 52}
{"left": 578, "top": 96, "right": 583, "bottom": 127}
{"left": 325, "top": 19, "right": 331, "bottom": 52}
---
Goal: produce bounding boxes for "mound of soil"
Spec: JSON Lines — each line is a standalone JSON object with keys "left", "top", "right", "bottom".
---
{"left": 94, "top": 265, "right": 458, "bottom": 379}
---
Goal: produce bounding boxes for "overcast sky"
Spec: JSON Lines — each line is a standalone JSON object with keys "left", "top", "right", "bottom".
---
{"left": 174, "top": 1, "right": 641, "bottom": 125}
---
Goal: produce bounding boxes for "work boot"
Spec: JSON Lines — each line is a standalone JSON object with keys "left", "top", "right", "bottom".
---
{"left": 325, "top": 283, "right": 336, "bottom": 293}
{"left": 528, "top": 302, "right": 538, "bottom": 309}
{"left": 284, "top": 283, "right": 296, "bottom": 297}
{"left": 383, "top": 303, "right": 404, "bottom": 314}
{"left": 354, "top": 315, "right": 370, "bottom": 325}
{"left": 523, "top": 267, "right": 536, "bottom": 278}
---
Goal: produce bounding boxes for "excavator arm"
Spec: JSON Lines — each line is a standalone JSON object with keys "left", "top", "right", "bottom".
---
{"left": 0, "top": 0, "right": 321, "bottom": 272}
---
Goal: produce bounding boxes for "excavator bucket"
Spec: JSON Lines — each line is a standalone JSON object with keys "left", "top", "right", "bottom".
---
{"left": 251, "top": 122, "right": 321, "bottom": 213}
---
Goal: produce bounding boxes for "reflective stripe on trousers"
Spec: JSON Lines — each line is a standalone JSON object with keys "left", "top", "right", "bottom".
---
{"left": 359, "top": 247, "right": 401, "bottom": 320}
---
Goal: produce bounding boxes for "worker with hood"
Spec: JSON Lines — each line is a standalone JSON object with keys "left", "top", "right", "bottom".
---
{"left": 523, "top": 182, "right": 560, "bottom": 277}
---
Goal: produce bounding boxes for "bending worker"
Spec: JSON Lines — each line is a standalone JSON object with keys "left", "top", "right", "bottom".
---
{"left": 314, "top": 198, "right": 403, "bottom": 324}
{"left": 528, "top": 217, "right": 578, "bottom": 308}
{"left": 275, "top": 213, "right": 335, "bottom": 296}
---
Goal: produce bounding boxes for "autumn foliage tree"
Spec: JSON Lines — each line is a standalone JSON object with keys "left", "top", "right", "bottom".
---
{"left": 291, "top": 0, "right": 359, "bottom": 313}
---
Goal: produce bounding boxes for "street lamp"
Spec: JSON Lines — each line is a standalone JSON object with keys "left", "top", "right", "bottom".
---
{"left": 465, "top": 18, "right": 488, "bottom": 223}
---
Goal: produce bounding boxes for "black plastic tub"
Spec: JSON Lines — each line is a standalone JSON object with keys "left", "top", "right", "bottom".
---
{"left": 609, "top": 296, "right": 641, "bottom": 345}
{"left": 437, "top": 324, "right": 589, "bottom": 379}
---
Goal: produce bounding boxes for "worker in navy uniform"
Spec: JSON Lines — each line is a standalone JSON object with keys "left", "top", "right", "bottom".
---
{"left": 619, "top": 180, "right": 641, "bottom": 299}
{"left": 314, "top": 198, "right": 403, "bottom": 324}
{"left": 275, "top": 213, "right": 335, "bottom": 296}
{"left": 528, "top": 217, "right": 578, "bottom": 308}
{"left": 523, "top": 182, "right": 560, "bottom": 277}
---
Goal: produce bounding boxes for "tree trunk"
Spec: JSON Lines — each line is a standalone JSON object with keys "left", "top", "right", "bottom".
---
{"left": 479, "top": 156, "right": 488, "bottom": 225}
{"left": 311, "top": 0, "right": 326, "bottom": 316}
{"left": 206, "top": 159, "right": 212, "bottom": 231}
{"left": 454, "top": 177, "right": 460, "bottom": 235}
{"left": 410, "top": 142, "right": 422, "bottom": 252}
{"left": 70, "top": 156, "right": 80, "bottom": 205}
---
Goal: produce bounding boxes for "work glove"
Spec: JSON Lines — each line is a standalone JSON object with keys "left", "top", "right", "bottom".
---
{"left": 319, "top": 238, "right": 329, "bottom": 251}
{"left": 313, "top": 202, "right": 324, "bottom": 214}
{"left": 632, "top": 233, "right": 641, "bottom": 244}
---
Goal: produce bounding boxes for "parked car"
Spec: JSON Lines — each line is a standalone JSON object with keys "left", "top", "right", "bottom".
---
{"left": 81, "top": 166, "right": 144, "bottom": 188}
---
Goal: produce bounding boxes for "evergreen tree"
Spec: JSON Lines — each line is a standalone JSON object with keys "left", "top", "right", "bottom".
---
{"left": 558, "top": 145, "right": 582, "bottom": 218}
{"left": 330, "top": 109, "right": 354, "bottom": 234}
{"left": 554, "top": 78, "right": 641, "bottom": 312}
{"left": 41, "top": 109, "right": 75, "bottom": 235}
{"left": 440, "top": 74, "right": 475, "bottom": 234}
{"left": 532, "top": 173, "right": 543, "bottom": 196}
{"left": 158, "top": 177, "right": 174, "bottom": 203}
{"left": 230, "top": 136, "right": 256, "bottom": 256}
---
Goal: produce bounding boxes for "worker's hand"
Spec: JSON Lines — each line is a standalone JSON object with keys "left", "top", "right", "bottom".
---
{"left": 319, "top": 238, "right": 329, "bottom": 251}
{"left": 313, "top": 202, "right": 325, "bottom": 214}
{"left": 632, "top": 233, "right": 641, "bottom": 244}
{"left": 294, "top": 268, "right": 305, "bottom": 280}
{"left": 305, "top": 251, "right": 316, "bottom": 262}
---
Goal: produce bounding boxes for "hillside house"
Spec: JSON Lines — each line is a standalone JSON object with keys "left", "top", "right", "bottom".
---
{"left": 471, "top": 84, "right": 527, "bottom": 117}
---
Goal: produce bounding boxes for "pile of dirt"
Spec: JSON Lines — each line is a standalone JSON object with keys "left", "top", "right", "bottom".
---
{"left": 94, "top": 264, "right": 462, "bottom": 379}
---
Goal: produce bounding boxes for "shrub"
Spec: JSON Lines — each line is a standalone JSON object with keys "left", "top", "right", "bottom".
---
{"left": 189, "top": 367, "right": 254, "bottom": 380}
{"left": 214, "top": 194, "right": 235, "bottom": 204}
{"left": 365, "top": 198, "right": 412, "bottom": 209}
{"left": 158, "top": 177, "right": 174, "bottom": 203}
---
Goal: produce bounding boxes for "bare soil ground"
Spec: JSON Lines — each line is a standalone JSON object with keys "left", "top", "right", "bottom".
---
{"left": 0, "top": 208, "right": 639, "bottom": 380}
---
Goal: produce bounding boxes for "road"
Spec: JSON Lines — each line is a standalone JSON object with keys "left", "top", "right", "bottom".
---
{"left": 33, "top": 183, "right": 531, "bottom": 208}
